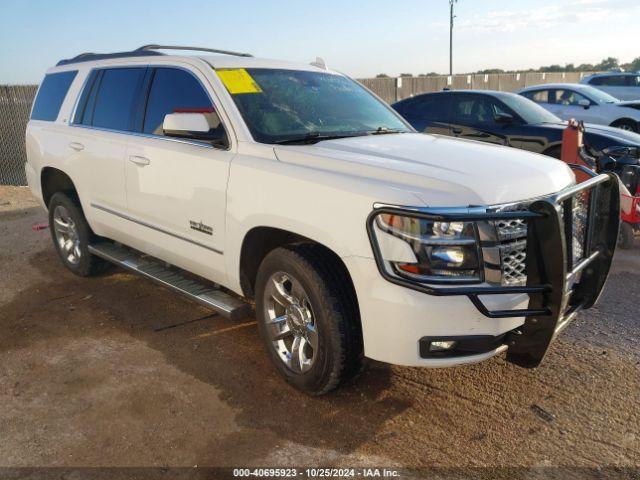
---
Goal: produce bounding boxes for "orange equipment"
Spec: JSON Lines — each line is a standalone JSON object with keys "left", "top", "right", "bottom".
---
{"left": 560, "top": 119, "right": 593, "bottom": 184}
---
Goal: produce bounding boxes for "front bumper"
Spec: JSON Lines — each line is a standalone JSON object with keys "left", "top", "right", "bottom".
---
{"left": 361, "top": 168, "right": 619, "bottom": 368}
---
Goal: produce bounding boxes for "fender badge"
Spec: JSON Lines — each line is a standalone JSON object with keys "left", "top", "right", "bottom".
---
{"left": 189, "top": 220, "right": 213, "bottom": 236}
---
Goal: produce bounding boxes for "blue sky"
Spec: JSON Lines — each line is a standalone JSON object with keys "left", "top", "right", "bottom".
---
{"left": 0, "top": 0, "right": 637, "bottom": 83}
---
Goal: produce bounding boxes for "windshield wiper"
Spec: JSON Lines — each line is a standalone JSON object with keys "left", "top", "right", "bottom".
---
{"left": 368, "top": 126, "right": 405, "bottom": 135}
{"left": 274, "top": 132, "right": 364, "bottom": 145}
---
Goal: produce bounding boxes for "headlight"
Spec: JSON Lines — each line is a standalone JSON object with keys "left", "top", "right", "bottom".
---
{"left": 373, "top": 213, "right": 481, "bottom": 283}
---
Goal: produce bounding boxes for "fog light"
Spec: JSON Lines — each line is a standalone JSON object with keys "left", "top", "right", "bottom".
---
{"left": 429, "top": 340, "right": 457, "bottom": 352}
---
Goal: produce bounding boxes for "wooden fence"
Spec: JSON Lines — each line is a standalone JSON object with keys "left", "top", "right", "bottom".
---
{"left": 359, "top": 71, "right": 598, "bottom": 104}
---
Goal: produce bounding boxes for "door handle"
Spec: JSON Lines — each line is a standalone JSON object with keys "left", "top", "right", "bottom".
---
{"left": 452, "top": 128, "right": 463, "bottom": 135}
{"left": 129, "top": 155, "right": 151, "bottom": 166}
{"left": 69, "top": 142, "right": 84, "bottom": 151}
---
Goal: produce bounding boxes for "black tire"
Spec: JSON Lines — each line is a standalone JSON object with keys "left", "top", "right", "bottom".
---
{"left": 611, "top": 119, "right": 638, "bottom": 133}
{"left": 619, "top": 222, "right": 635, "bottom": 249}
{"left": 255, "top": 244, "right": 363, "bottom": 395}
{"left": 48, "top": 192, "right": 108, "bottom": 277}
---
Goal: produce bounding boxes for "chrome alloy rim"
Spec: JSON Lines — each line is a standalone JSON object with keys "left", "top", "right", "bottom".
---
{"left": 618, "top": 123, "right": 634, "bottom": 131}
{"left": 53, "top": 205, "right": 82, "bottom": 265}
{"left": 263, "top": 272, "right": 318, "bottom": 373}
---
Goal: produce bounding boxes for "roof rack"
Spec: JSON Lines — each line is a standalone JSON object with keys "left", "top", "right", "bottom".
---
{"left": 137, "top": 44, "right": 253, "bottom": 57}
{"left": 56, "top": 44, "right": 252, "bottom": 66}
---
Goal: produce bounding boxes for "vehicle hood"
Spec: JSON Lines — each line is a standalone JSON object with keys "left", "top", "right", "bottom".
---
{"left": 273, "top": 133, "right": 574, "bottom": 207}
{"left": 583, "top": 122, "right": 640, "bottom": 144}
{"left": 537, "top": 122, "right": 640, "bottom": 145}
{"left": 617, "top": 101, "right": 640, "bottom": 110}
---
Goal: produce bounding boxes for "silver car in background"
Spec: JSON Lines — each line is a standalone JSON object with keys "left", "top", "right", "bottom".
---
{"left": 581, "top": 72, "right": 640, "bottom": 101}
{"left": 518, "top": 83, "right": 640, "bottom": 133}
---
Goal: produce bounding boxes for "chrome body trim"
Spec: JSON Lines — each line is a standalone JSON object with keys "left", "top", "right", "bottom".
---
{"left": 90, "top": 202, "right": 223, "bottom": 255}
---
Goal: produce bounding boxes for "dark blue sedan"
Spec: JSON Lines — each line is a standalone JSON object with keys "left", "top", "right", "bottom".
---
{"left": 392, "top": 90, "right": 640, "bottom": 159}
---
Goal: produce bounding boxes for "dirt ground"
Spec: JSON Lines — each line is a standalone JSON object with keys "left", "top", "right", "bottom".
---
{"left": 0, "top": 185, "right": 639, "bottom": 474}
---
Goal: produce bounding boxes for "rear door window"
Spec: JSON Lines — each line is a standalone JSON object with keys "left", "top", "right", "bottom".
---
{"left": 90, "top": 68, "right": 146, "bottom": 131}
{"left": 31, "top": 70, "right": 78, "bottom": 121}
{"left": 142, "top": 67, "right": 220, "bottom": 136}
{"left": 402, "top": 95, "right": 452, "bottom": 122}
{"left": 522, "top": 90, "right": 550, "bottom": 104}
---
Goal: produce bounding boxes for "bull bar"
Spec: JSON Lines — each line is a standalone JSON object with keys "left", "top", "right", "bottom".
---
{"left": 367, "top": 167, "right": 620, "bottom": 367}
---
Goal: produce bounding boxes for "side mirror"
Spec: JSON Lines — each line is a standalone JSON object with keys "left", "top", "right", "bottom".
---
{"left": 578, "top": 99, "right": 591, "bottom": 109}
{"left": 163, "top": 113, "right": 228, "bottom": 147}
{"left": 495, "top": 113, "right": 514, "bottom": 125}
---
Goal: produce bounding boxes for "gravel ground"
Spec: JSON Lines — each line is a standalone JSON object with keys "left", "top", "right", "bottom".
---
{"left": 0, "top": 185, "right": 638, "bottom": 477}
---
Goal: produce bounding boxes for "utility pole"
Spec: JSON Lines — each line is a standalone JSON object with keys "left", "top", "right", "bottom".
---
{"left": 449, "top": 0, "right": 457, "bottom": 76}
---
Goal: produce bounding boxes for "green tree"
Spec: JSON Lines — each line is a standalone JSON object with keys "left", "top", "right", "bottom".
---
{"left": 622, "top": 57, "right": 640, "bottom": 72}
{"left": 595, "top": 57, "right": 619, "bottom": 71}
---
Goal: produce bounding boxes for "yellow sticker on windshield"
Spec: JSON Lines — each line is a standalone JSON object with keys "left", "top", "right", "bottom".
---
{"left": 217, "top": 68, "right": 262, "bottom": 94}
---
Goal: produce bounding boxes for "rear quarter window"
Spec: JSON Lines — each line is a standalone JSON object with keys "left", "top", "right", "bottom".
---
{"left": 30, "top": 71, "right": 78, "bottom": 121}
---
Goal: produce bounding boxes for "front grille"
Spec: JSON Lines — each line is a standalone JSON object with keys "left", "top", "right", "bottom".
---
{"left": 499, "top": 240, "right": 527, "bottom": 286}
{"left": 494, "top": 203, "right": 529, "bottom": 241}
{"left": 487, "top": 188, "right": 593, "bottom": 287}
{"left": 488, "top": 202, "right": 531, "bottom": 286}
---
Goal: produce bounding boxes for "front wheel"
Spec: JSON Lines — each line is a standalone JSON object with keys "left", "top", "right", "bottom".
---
{"left": 255, "top": 245, "right": 363, "bottom": 395}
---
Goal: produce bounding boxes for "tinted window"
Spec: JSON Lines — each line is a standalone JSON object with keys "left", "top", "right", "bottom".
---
{"left": 592, "top": 75, "right": 626, "bottom": 87}
{"left": 143, "top": 68, "right": 217, "bottom": 135}
{"left": 452, "top": 95, "right": 510, "bottom": 125}
{"left": 92, "top": 68, "right": 145, "bottom": 131}
{"left": 73, "top": 70, "right": 100, "bottom": 126}
{"left": 31, "top": 71, "right": 77, "bottom": 121}
{"left": 402, "top": 95, "right": 451, "bottom": 121}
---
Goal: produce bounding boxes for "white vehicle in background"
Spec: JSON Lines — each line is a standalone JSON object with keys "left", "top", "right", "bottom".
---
{"left": 518, "top": 83, "right": 640, "bottom": 132}
{"left": 581, "top": 72, "right": 640, "bottom": 101}
{"left": 25, "top": 45, "right": 619, "bottom": 395}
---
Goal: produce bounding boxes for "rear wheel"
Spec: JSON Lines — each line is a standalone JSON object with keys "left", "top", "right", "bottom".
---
{"left": 255, "top": 244, "right": 363, "bottom": 395}
{"left": 48, "top": 192, "right": 108, "bottom": 276}
{"left": 611, "top": 119, "right": 638, "bottom": 133}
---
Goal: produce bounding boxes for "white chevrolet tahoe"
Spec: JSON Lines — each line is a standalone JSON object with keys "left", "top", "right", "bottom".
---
{"left": 26, "top": 45, "right": 620, "bottom": 395}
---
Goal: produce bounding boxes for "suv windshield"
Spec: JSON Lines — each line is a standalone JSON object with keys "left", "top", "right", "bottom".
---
{"left": 221, "top": 68, "right": 412, "bottom": 144}
{"left": 498, "top": 93, "right": 561, "bottom": 124}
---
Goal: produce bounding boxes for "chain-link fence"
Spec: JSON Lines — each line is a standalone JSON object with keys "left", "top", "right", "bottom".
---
{"left": 0, "top": 71, "right": 599, "bottom": 186}
{"left": 0, "top": 85, "right": 37, "bottom": 185}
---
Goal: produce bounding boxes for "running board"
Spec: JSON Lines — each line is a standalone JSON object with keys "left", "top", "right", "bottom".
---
{"left": 88, "top": 241, "right": 251, "bottom": 320}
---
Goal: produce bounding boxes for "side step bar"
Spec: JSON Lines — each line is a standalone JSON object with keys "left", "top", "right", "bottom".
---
{"left": 88, "top": 241, "right": 251, "bottom": 320}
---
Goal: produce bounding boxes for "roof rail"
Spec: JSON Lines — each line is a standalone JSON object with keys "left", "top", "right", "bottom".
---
{"left": 56, "top": 44, "right": 252, "bottom": 66}
{"left": 136, "top": 44, "right": 253, "bottom": 58}
{"left": 56, "top": 49, "right": 164, "bottom": 66}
